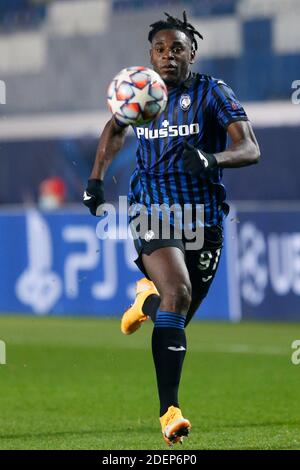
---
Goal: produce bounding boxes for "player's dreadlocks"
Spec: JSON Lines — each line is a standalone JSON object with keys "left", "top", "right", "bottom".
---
{"left": 148, "top": 11, "right": 203, "bottom": 52}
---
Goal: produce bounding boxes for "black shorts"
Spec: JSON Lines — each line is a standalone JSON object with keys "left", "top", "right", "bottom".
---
{"left": 132, "top": 223, "right": 223, "bottom": 303}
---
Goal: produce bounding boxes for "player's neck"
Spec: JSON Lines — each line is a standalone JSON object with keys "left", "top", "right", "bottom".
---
{"left": 166, "top": 72, "right": 192, "bottom": 90}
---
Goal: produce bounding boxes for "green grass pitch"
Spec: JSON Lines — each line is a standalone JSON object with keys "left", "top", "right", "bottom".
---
{"left": 0, "top": 315, "right": 299, "bottom": 450}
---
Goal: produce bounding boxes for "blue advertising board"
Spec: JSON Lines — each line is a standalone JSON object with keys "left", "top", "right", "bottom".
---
{"left": 0, "top": 208, "right": 230, "bottom": 320}
{"left": 1, "top": 205, "right": 299, "bottom": 321}
{"left": 234, "top": 205, "right": 300, "bottom": 321}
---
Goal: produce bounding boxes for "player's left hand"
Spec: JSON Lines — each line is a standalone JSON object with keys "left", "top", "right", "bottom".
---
{"left": 83, "top": 179, "right": 105, "bottom": 216}
{"left": 182, "top": 141, "right": 218, "bottom": 176}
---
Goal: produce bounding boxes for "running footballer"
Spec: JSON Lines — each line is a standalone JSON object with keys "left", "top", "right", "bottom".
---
{"left": 83, "top": 11, "right": 260, "bottom": 446}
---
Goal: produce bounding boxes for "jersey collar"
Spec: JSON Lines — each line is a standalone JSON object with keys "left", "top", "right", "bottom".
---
{"left": 181, "top": 73, "right": 196, "bottom": 89}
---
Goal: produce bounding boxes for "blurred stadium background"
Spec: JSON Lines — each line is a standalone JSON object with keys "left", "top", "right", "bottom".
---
{"left": 0, "top": 0, "right": 299, "bottom": 320}
{"left": 0, "top": 0, "right": 300, "bottom": 450}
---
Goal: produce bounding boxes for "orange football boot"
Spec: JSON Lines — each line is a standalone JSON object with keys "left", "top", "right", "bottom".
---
{"left": 159, "top": 406, "right": 191, "bottom": 446}
{"left": 121, "top": 277, "right": 159, "bottom": 335}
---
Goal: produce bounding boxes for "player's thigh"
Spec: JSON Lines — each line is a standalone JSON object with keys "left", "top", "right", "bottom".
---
{"left": 141, "top": 246, "right": 191, "bottom": 298}
{"left": 184, "top": 229, "right": 223, "bottom": 325}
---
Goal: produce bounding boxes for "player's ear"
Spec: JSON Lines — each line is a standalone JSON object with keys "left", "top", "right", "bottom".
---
{"left": 150, "top": 47, "right": 154, "bottom": 65}
{"left": 190, "top": 49, "right": 196, "bottom": 64}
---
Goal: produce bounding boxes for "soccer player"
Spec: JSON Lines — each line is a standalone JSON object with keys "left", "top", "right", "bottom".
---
{"left": 83, "top": 12, "right": 260, "bottom": 446}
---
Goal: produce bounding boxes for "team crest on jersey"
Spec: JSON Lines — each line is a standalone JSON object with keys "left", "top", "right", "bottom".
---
{"left": 180, "top": 94, "right": 191, "bottom": 111}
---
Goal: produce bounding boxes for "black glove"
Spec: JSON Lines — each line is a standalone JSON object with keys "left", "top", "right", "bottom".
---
{"left": 182, "top": 141, "right": 218, "bottom": 176}
{"left": 83, "top": 179, "right": 105, "bottom": 216}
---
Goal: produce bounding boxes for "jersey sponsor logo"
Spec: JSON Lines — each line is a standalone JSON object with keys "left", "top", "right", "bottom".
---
{"left": 136, "top": 120, "right": 200, "bottom": 140}
{"left": 180, "top": 93, "right": 191, "bottom": 111}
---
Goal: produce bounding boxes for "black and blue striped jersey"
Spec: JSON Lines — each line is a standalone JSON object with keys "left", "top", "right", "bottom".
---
{"left": 128, "top": 73, "right": 248, "bottom": 227}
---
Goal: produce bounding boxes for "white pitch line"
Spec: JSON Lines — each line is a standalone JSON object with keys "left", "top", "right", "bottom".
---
{"left": 208, "top": 344, "right": 288, "bottom": 356}
{"left": 4, "top": 337, "right": 289, "bottom": 356}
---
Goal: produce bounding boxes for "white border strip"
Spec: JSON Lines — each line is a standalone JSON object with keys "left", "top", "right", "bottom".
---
{"left": 0, "top": 111, "right": 108, "bottom": 141}
{"left": 225, "top": 204, "right": 242, "bottom": 322}
{"left": 245, "top": 101, "right": 300, "bottom": 127}
{"left": 0, "top": 101, "right": 299, "bottom": 141}
{"left": 232, "top": 200, "right": 300, "bottom": 211}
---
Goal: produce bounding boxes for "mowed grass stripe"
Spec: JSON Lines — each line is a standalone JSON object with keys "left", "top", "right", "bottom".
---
{"left": 0, "top": 316, "right": 299, "bottom": 449}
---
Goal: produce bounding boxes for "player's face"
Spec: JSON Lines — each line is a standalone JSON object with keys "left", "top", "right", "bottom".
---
{"left": 150, "top": 29, "right": 195, "bottom": 87}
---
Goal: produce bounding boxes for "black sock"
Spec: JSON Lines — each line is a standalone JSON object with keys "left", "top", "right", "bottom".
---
{"left": 152, "top": 310, "right": 186, "bottom": 416}
{"left": 142, "top": 294, "right": 160, "bottom": 322}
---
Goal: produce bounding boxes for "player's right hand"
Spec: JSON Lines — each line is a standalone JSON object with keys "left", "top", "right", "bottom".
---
{"left": 83, "top": 179, "right": 105, "bottom": 216}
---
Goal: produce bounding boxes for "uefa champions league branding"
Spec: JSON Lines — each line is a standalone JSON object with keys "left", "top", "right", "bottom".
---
{"left": 94, "top": 196, "right": 205, "bottom": 251}
{"left": 107, "top": 66, "right": 168, "bottom": 126}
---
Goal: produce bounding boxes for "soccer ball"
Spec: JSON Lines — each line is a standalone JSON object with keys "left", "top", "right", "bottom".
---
{"left": 107, "top": 66, "right": 168, "bottom": 126}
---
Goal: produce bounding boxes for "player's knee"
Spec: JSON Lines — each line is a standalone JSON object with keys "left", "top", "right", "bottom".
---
{"left": 160, "top": 282, "right": 192, "bottom": 314}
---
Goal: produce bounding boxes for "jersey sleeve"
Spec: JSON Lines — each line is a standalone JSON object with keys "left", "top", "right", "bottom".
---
{"left": 209, "top": 80, "right": 248, "bottom": 129}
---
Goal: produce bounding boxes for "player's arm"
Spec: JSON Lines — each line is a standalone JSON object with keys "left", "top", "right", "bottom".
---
{"left": 183, "top": 79, "right": 261, "bottom": 174}
{"left": 90, "top": 117, "right": 128, "bottom": 180}
{"left": 182, "top": 120, "right": 260, "bottom": 174}
{"left": 83, "top": 117, "right": 128, "bottom": 215}
{"left": 214, "top": 120, "right": 260, "bottom": 168}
